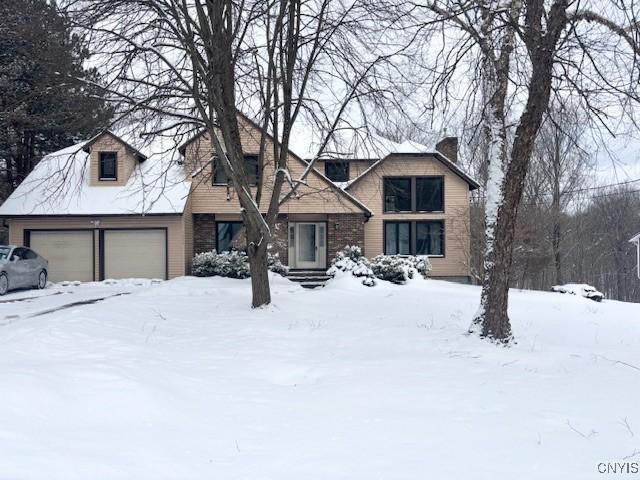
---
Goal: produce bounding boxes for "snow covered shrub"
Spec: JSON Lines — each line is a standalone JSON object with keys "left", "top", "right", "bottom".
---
{"left": 192, "top": 250, "right": 289, "bottom": 278}
{"left": 370, "top": 255, "right": 414, "bottom": 284}
{"left": 192, "top": 250, "right": 251, "bottom": 279}
{"left": 327, "top": 245, "right": 376, "bottom": 286}
{"left": 327, "top": 247, "right": 432, "bottom": 286}
{"left": 370, "top": 255, "right": 432, "bottom": 284}
{"left": 267, "top": 253, "right": 289, "bottom": 277}
{"left": 328, "top": 246, "right": 373, "bottom": 277}
{"left": 551, "top": 284, "right": 604, "bottom": 302}
{"left": 361, "top": 276, "right": 377, "bottom": 287}
{"left": 411, "top": 256, "right": 432, "bottom": 278}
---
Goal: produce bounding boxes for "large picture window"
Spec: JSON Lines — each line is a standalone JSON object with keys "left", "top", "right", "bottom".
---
{"left": 384, "top": 176, "right": 444, "bottom": 212}
{"left": 385, "top": 222, "right": 411, "bottom": 255}
{"left": 216, "top": 222, "right": 244, "bottom": 252}
{"left": 324, "top": 161, "right": 349, "bottom": 182}
{"left": 384, "top": 178, "right": 412, "bottom": 212}
{"left": 212, "top": 155, "right": 259, "bottom": 186}
{"left": 416, "top": 221, "right": 444, "bottom": 256}
{"left": 384, "top": 220, "right": 445, "bottom": 256}
{"left": 416, "top": 177, "right": 444, "bottom": 212}
{"left": 99, "top": 152, "right": 117, "bottom": 180}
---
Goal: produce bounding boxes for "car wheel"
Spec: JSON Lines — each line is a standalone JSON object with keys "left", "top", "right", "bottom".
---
{"left": 0, "top": 273, "right": 8, "bottom": 296}
{"left": 37, "top": 270, "right": 47, "bottom": 289}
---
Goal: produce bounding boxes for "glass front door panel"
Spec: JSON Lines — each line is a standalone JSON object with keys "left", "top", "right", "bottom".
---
{"left": 298, "top": 224, "right": 317, "bottom": 262}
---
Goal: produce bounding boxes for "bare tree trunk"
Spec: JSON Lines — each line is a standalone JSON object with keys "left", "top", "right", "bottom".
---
{"left": 475, "top": 3, "right": 567, "bottom": 341}
{"left": 551, "top": 129, "right": 563, "bottom": 284}
{"left": 247, "top": 230, "right": 271, "bottom": 308}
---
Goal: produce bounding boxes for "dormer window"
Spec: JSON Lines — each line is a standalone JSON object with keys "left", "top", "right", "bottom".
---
{"left": 324, "top": 161, "right": 349, "bottom": 182}
{"left": 99, "top": 152, "right": 118, "bottom": 181}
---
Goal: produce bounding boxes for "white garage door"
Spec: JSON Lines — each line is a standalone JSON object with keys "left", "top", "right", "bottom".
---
{"left": 103, "top": 229, "right": 167, "bottom": 279}
{"left": 29, "top": 230, "right": 94, "bottom": 282}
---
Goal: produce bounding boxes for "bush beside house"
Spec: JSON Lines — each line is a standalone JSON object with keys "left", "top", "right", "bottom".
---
{"left": 327, "top": 246, "right": 432, "bottom": 286}
{"left": 192, "top": 251, "right": 288, "bottom": 279}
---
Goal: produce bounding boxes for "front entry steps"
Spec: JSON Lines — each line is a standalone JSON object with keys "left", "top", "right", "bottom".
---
{"left": 287, "top": 269, "right": 331, "bottom": 289}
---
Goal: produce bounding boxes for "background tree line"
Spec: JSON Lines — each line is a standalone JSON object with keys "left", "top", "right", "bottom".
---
{"left": 465, "top": 104, "right": 640, "bottom": 303}
{"left": 0, "top": 0, "right": 111, "bottom": 205}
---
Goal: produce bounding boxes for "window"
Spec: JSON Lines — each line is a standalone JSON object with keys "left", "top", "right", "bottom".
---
{"left": 212, "top": 157, "right": 228, "bottom": 184}
{"left": 11, "top": 247, "right": 27, "bottom": 261}
{"left": 416, "top": 221, "right": 444, "bottom": 256}
{"left": 384, "top": 176, "right": 444, "bottom": 213}
{"left": 416, "top": 177, "right": 444, "bottom": 212}
{"left": 99, "top": 152, "right": 117, "bottom": 180}
{"left": 212, "top": 155, "right": 259, "bottom": 185}
{"left": 23, "top": 249, "right": 37, "bottom": 260}
{"left": 384, "top": 220, "right": 445, "bottom": 256}
{"left": 325, "top": 161, "right": 349, "bottom": 182}
{"left": 384, "top": 178, "right": 411, "bottom": 212}
{"left": 244, "top": 155, "right": 259, "bottom": 185}
{"left": 216, "top": 222, "right": 244, "bottom": 252}
{"left": 385, "top": 222, "right": 411, "bottom": 255}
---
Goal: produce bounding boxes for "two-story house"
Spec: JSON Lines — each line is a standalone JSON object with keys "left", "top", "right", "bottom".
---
{"left": 0, "top": 114, "right": 478, "bottom": 283}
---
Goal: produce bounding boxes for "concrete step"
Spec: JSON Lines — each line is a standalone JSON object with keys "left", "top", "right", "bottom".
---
{"left": 287, "top": 275, "right": 331, "bottom": 282}
{"left": 299, "top": 281, "right": 327, "bottom": 289}
{"left": 287, "top": 269, "right": 330, "bottom": 289}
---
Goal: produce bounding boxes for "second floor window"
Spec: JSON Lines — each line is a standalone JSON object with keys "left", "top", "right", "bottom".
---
{"left": 383, "top": 176, "right": 444, "bottom": 212}
{"left": 384, "top": 178, "right": 411, "bottom": 212}
{"left": 212, "top": 155, "right": 259, "bottom": 186}
{"left": 324, "top": 161, "right": 349, "bottom": 182}
{"left": 99, "top": 152, "right": 117, "bottom": 181}
{"left": 416, "top": 177, "right": 444, "bottom": 212}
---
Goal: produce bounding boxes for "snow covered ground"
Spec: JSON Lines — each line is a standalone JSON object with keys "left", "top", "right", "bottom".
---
{"left": 1, "top": 274, "right": 639, "bottom": 479}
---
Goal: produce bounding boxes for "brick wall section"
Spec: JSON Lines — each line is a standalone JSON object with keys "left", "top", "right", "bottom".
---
{"left": 327, "top": 213, "right": 366, "bottom": 258}
{"left": 193, "top": 214, "right": 216, "bottom": 253}
{"left": 269, "top": 215, "right": 289, "bottom": 265}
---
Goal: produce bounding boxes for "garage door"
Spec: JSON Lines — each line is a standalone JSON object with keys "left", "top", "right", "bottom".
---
{"left": 103, "top": 229, "right": 167, "bottom": 279}
{"left": 28, "top": 230, "right": 94, "bottom": 282}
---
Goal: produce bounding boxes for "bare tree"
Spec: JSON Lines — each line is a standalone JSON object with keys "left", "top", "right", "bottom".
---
{"left": 63, "top": 0, "right": 390, "bottom": 307}
{"left": 528, "top": 103, "right": 593, "bottom": 285}
{"left": 375, "top": 0, "right": 640, "bottom": 342}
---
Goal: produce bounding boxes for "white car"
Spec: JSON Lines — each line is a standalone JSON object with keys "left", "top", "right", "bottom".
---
{"left": 0, "top": 245, "right": 49, "bottom": 295}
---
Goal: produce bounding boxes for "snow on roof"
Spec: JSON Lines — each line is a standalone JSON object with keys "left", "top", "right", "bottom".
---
{"left": 630, "top": 232, "right": 640, "bottom": 243}
{"left": 0, "top": 134, "right": 191, "bottom": 216}
{"left": 287, "top": 123, "right": 433, "bottom": 161}
{"left": 286, "top": 121, "right": 479, "bottom": 190}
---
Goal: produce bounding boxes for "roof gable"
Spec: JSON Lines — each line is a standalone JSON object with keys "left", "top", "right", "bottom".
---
{"left": 346, "top": 152, "right": 480, "bottom": 191}
{"left": 83, "top": 131, "right": 148, "bottom": 161}
{"left": 0, "top": 139, "right": 190, "bottom": 217}
{"left": 179, "top": 114, "right": 373, "bottom": 216}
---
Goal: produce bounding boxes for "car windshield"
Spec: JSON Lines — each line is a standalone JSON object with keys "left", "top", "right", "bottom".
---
{"left": 0, "top": 247, "right": 11, "bottom": 260}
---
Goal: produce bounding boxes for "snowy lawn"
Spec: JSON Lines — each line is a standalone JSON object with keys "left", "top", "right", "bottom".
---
{"left": 1, "top": 274, "right": 639, "bottom": 479}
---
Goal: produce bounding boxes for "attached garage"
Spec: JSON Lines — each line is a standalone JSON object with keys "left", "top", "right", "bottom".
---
{"left": 27, "top": 230, "right": 94, "bottom": 282}
{"left": 102, "top": 229, "right": 167, "bottom": 280}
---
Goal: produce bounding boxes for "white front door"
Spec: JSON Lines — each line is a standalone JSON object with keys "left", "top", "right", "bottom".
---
{"left": 290, "top": 222, "right": 326, "bottom": 269}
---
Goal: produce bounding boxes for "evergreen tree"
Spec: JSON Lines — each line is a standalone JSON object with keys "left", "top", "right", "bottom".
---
{"left": 0, "top": 0, "right": 112, "bottom": 199}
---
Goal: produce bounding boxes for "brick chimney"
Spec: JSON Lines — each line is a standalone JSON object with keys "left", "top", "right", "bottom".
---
{"left": 435, "top": 136, "right": 458, "bottom": 163}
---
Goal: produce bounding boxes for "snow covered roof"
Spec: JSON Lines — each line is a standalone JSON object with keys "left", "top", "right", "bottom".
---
{"left": 288, "top": 124, "right": 433, "bottom": 161}
{"left": 0, "top": 133, "right": 191, "bottom": 216}
{"left": 286, "top": 122, "right": 479, "bottom": 190}
{"left": 630, "top": 232, "right": 640, "bottom": 244}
